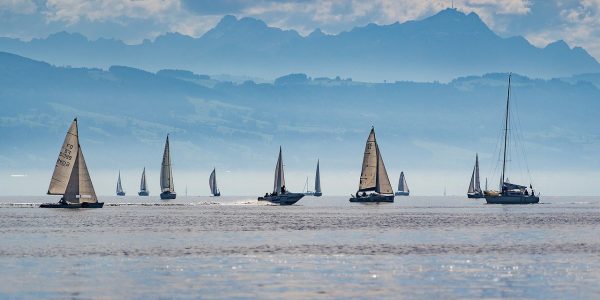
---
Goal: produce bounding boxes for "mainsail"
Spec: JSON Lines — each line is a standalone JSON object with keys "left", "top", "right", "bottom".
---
{"left": 398, "top": 172, "right": 409, "bottom": 193}
{"left": 314, "top": 160, "right": 321, "bottom": 194}
{"left": 140, "top": 167, "right": 148, "bottom": 193}
{"left": 468, "top": 154, "right": 482, "bottom": 193}
{"left": 273, "top": 147, "right": 285, "bottom": 194}
{"left": 116, "top": 171, "right": 124, "bottom": 194}
{"left": 209, "top": 168, "right": 219, "bottom": 195}
{"left": 359, "top": 128, "right": 393, "bottom": 194}
{"left": 47, "top": 118, "right": 97, "bottom": 204}
{"left": 160, "top": 135, "right": 175, "bottom": 193}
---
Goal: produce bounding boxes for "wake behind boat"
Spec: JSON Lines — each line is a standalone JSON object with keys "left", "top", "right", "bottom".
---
{"left": 40, "top": 118, "right": 104, "bottom": 208}
{"left": 350, "top": 127, "right": 394, "bottom": 203}
{"left": 159, "top": 135, "right": 176, "bottom": 200}
{"left": 395, "top": 171, "right": 409, "bottom": 196}
{"left": 258, "top": 147, "right": 305, "bottom": 205}
{"left": 467, "top": 154, "right": 484, "bottom": 199}
{"left": 484, "top": 74, "right": 539, "bottom": 204}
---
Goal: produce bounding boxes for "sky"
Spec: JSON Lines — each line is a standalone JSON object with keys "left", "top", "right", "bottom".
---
{"left": 1, "top": 0, "right": 600, "bottom": 60}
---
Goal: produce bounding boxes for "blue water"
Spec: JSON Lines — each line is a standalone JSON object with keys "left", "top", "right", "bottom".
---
{"left": 1, "top": 196, "right": 600, "bottom": 299}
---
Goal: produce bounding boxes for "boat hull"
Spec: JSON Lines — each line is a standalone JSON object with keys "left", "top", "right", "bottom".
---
{"left": 258, "top": 193, "right": 305, "bottom": 205}
{"left": 116, "top": 192, "right": 125, "bottom": 196}
{"left": 40, "top": 202, "right": 104, "bottom": 208}
{"left": 349, "top": 194, "right": 394, "bottom": 203}
{"left": 212, "top": 193, "right": 221, "bottom": 197}
{"left": 395, "top": 191, "right": 409, "bottom": 196}
{"left": 485, "top": 195, "right": 539, "bottom": 204}
{"left": 160, "top": 192, "right": 177, "bottom": 200}
{"left": 138, "top": 191, "right": 149, "bottom": 196}
{"left": 313, "top": 192, "right": 322, "bottom": 197}
{"left": 467, "top": 192, "right": 484, "bottom": 199}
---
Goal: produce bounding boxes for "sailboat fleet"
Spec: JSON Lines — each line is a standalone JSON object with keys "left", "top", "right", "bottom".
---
{"left": 39, "top": 75, "right": 540, "bottom": 208}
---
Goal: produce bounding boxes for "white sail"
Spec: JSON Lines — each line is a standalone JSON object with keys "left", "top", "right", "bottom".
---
{"left": 398, "top": 172, "right": 409, "bottom": 192}
{"left": 160, "top": 135, "right": 174, "bottom": 193}
{"left": 314, "top": 160, "right": 321, "bottom": 194}
{"left": 116, "top": 171, "right": 124, "bottom": 194}
{"left": 468, "top": 154, "right": 482, "bottom": 193}
{"left": 63, "top": 146, "right": 97, "bottom": 204}
{"left": 359, "top": 128, "right": 378, "bottom": 191}
{"left": 375, "top": 143, "right": 393, "bottom": 194}
{"left": 273, "top": 147, "right": 285, "bottom": 194}
{"left": 209, "top": 168, "right": 218, "bottom": 195}
{"left": 48, "top": 119, "right": 79, "bottom": 195}
{"left": 140, "top": 167, "right": 147, "bottom": 192}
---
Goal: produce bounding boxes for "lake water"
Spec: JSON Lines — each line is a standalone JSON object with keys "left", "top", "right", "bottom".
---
{"left": 1, "top": 195, "right": 600, "bottom": 299}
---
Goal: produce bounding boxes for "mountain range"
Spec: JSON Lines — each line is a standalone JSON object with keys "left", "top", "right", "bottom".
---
{"left": 0, "top": 8, "right": 598, "bottom": 82}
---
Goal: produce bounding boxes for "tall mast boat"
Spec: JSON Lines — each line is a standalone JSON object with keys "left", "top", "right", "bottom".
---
{"left": 138, "top": 167, "right": 149, "bottom": 196}
{"left": 258, "top": 146, "right": 305, "bottom": 205}
{"left": 484, "top": 74, "right": 539, "bottom": 204}
{"left": 467, "top": 154, "right": 484, "bottom": 198}
{"left": 159, "top": 134, "right": 176, "bottom": 200}
{"left": 41, "top": 118, "right": 104, "bottom": 208}
{"left": 350, "top": 127, "right": 395, "bottom": 203}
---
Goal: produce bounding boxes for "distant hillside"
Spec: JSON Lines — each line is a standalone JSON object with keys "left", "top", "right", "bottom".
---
{"left": 1, "top": 51, "right": 599, "bottom": 180}
{"left": 0, "top": 9, "right": 597, "bottom": 82}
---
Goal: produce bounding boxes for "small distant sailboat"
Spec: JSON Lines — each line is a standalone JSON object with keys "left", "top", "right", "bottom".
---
{"left": 159, "top": 135, "right": 176, "bottom": 200}
{"left": 350, "top": 127, "right": 394, "bottom": 203}
{"left": 395, "top": 171, "right": 409, "bottom": 196}
{"left": 209, "top": 168, "right": 221, "bottom": 196}
{"left": 303, "top": 160, "right": 323, "bottom": 197}
{"left": 41, "top": 118, "right": 104, "bottom": 208}
{"left": 467, "top": 154, "right": 484, "bottom": 198}
{"left": 258, "top": 147, "right": 305, "bottom": 205}
{"left": 484, "top": 74, "right": 539, "bottom": 204}
{"left": 138, "top": 167, "right": 149, "bottom": 196}
{"left": 116, "top": 171, "right": 125, "bottom": 196}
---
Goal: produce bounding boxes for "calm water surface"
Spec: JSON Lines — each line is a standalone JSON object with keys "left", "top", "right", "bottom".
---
{"left": 1, "top": 195, "right": 600, "bottom": 299}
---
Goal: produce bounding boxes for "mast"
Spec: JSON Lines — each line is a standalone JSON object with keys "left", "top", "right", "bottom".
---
{"left": 273, "top": 146, "right": 285, "bottom": 194}
{"left": 500, "top": 74, "right": 511, "bottom": 190}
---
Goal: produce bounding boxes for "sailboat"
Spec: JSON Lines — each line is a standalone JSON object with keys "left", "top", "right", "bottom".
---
{"left": 395, "top": 171, "right": 409, "bottom": 196}
{"left": 303, "top": 160, "right": 323, "bottom": 197}
{"left": 258, "top": 146, "right": 305, "bottom": 205}
{"left": 209, "top": 168, "right": 221, "bottom": 196}
{"left": 138, "top": 167, "right": 149, "bottom": 196}
{"left": 467, "top": 154, "right": 484, "bottom": 198}
{"left": 350, "top": 127, "right": 394, "bottom": 203}
{"left": 40, "top": 118, "right": 104, "bottom": 208}
{"left": 159, "top": 134, "right": 176, "bottom": 200}
{"left": 116, "top": 171, "right": 125, "bottom": 196}
{"left": 484, "top": 74, "right": 539, "bottom": 204}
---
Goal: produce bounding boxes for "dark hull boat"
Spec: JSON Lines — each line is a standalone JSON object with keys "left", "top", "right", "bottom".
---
{"left": 395, "top": 191, "right": 409, "bottom": 196}
{"left": 160, "top": 191, "right": 176, "bottom": 200}
{"left": 138, "top": 191, "right": 149, "bottom": 196}
{"left": 350, "top": 194, "right": 394, "bottom": 203}
{"left": 350, "top": 127, "right": 395, "bottom": 203}
{"left": 483, "top": 75, "right": 540, "bottom": 205}
{"left": 159, "top": 135, "right": 176, "bottom": 200}
{"left": 41, "top": 202, "right": 104, "bottom": 208}
{"left": 41, "top": 118, "right": 104, "bottom": 209}
{"left": 209, "top": 168, "right": 221, "bottom": 197}
{"left": 258, "top": 147, "right": 304, "bottom": 205}
{"left": 258, "top": 193, "right": 305, "bottom": 205}
{"left": 467, "top": 192, "right": 484, "bottom": 199}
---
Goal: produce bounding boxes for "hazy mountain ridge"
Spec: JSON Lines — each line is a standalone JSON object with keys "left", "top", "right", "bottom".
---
{"left": 1, "top": 51, "right": 599, "bottom": 179}
{"left": 0, "top": 9, "right": 597, "bottom": 82}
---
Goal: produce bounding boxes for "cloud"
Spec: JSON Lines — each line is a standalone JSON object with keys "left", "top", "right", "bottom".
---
{"left": 0, "top": 0, "right": 37, "bottom": 14}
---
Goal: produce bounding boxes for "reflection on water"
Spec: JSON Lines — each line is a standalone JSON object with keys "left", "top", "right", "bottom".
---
{"left": 1, "top": 196, "right": 600, "bottom": 298}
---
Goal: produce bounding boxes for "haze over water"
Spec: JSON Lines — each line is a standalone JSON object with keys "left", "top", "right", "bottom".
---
{"left": 2, "top": 195, "right": 600, "bottom": 298}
